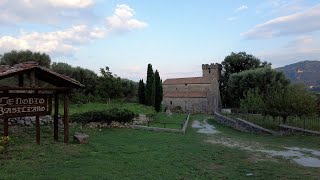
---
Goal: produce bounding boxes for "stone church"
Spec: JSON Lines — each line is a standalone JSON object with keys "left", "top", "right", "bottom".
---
{"left": 163, "top": 63, "right": 222, "bottom": 114}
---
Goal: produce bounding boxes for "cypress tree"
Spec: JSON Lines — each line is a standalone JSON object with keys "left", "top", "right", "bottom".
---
{"left": 145, "top": 64, "right": 155, "bottom": 106}
{"left": 154, "top": 70, "right": 162, "bottom": 112}
{"left": 138, "top": 79, "right": 146, "bottom": 105}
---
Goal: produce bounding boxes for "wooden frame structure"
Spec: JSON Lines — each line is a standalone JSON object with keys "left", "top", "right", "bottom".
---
{"left": 0, "top": 61, "right": 84, "bottom": 144}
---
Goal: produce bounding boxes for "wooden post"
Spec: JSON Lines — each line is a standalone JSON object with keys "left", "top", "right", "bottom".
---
{"left": 35, "top": 90, "right": 40, "bottom": 144}
{"left": 63, "top": 93, "right": 69, "bottom": 143}
{"left": 54, "top": 93, "right": 59, "bottom": 142}
{"left": 3, "top": 90, "right": 9, "bottom": 137}
{"left": 30, "top": 71, "right": 36, "bottom": 87}
{"left": 18, "top": 74, "right": 24, "bottom": 87}
{"left": 4, "top": 118, "right": 8, "bottom": 137}
{"left": 36, "top": 116, "right": 40, "bottom": 144}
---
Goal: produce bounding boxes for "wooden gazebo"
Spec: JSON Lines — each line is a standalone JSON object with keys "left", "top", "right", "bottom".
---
{"left": 0, "top": 61, "right": 84, "bottom": 144}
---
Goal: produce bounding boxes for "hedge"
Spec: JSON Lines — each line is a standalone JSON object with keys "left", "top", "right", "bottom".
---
{"left": 70, "top": 107, "right": 137, "bottom": 124}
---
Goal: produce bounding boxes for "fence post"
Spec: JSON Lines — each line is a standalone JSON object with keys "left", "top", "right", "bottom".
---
{"left": 148, "top": 121, "right": 149, "bottom": 127}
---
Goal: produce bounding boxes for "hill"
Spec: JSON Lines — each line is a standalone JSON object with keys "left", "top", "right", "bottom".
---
{"left": 277, "top": 60, "right": 320, "bottom": 89}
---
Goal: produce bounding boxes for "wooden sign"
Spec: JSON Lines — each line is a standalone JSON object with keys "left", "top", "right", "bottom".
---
{"left": 0, "top": 94, "right": 52, "bottom": 118}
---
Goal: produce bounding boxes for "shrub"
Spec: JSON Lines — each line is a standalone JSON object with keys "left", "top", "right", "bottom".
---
{"left": 0, "top": 136, "right": 10, "bottom": 154}
{"left": 172, "top": 106, "right": 184, "bottom": 113}
{"left": 70, "top": 107, "right": 138, "bottom": 125}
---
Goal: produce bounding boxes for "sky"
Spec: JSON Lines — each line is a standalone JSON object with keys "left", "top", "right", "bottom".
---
{"left": 0, "top": 0, "right": 320, "bottom": 81}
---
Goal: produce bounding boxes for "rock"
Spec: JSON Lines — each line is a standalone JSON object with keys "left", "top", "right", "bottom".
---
{"left": 166, "top": 108, "right": 172, "bottom": 117}
{"left": 74, "top": 132, "right": 89, "bottom": 144}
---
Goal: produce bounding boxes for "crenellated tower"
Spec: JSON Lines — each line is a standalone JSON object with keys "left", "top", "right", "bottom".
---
{"left": 202, "top": 63, "right": 222, "bottom": 81}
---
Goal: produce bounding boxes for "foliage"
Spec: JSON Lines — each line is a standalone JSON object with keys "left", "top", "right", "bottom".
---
{"left": 154, "top": 70, "right": 163, "bottom": 112}
{"left": 264, "top": 84, "right": 317, "bottom": 123}
{"left": 51, "top": 62, "right": 99, "bottom": 102}
{"left": 95, "top": 67, "right": 137, "bottom": 102}
{"left": 64, "top": 102, "right": 156, "bottom": 118}
{"left": 240, "top": 88, "right": 265, "bottom": 112}
{"left": 0, "top": 136, "right": 10, "bottom": 154}
{"left": 228, "top": 67, "right": 289, "bottom": 107}
{"left": 0, "top": 50, "right": 51, "bottom": 67}
{"left": 220, "top": 52, "right": 271, "bottom": 107}
{"left": 145, "top": 64, "right": 155, "bottom": 106}
{"left": 70, "top": 108, "right": 137, "bottom": 124}
{"left": 138, "top": 79, "right": 146, "bottom": 105}
{"left": 171, "top": 106, "right": 184, "bottom": 113}
{"left": 0, "top": 50, "right": 138, "bottom": 103}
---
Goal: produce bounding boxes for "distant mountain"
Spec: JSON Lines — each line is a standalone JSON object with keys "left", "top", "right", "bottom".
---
{"left": 277, "top": 60, "right": 320, "bottom": 89}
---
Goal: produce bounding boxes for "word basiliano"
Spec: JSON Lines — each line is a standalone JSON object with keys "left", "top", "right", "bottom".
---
{"left": 0, "top": 106, "right": 46, "bottom": 116}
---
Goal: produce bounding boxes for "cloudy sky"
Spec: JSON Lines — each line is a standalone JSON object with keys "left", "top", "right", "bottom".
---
{"left": 0, "top": 0, "right": 319, "bottom": 81}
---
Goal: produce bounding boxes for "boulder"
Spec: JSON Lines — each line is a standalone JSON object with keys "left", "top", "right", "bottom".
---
{"left": 73, "top": 132, "right": 89, "bottom": 144}
{"left": 166, "top": 108, "right": 172, "bottom": 117}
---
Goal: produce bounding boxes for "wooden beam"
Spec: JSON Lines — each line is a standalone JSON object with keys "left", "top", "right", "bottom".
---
{"left": 54, "top": 93, "right": 59, "bottom": 142}
{"left": 0, "top": 87, "right": 73, "bottom": 91}
{"left": 63, "top": 93, "right": 69, "bottom": 143}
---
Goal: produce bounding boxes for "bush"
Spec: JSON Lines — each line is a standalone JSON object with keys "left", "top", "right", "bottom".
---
{"left": 70, "top": 107, "right": 138, "bottom": 125}
{"left": 0, "top": 136, "right": 10, "bottom": 154}
{"left": 171, "top": 106, "right": 184, "bottom": 113}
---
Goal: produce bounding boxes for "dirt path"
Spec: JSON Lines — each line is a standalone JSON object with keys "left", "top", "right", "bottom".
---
{"left": 192, "top": 119, "right": 320, "bottom": 168}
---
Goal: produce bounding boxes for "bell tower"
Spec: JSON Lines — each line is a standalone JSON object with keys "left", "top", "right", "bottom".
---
{"left": 202, "top": 63, "right": 222, "bottom": 81}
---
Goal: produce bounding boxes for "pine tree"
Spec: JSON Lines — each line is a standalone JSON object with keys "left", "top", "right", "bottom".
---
{"left": 145, "top": 64, "right": 155, "bottom": 106}
{"left": 138, "top": 79, "right": 146, "bottom": 105}
{"left": 154, "top": 70, "right": 163, "bottom": 112}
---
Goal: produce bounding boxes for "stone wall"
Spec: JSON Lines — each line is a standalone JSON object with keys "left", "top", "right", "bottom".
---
{"left": 214, "top": 112, "right": 277, "bottom": 135}
{"left": 163, "top": 83, "right": 211, "bottom": 92}
{"left": 0, "top": 115, "right": 63, "bottom": 126}
{"left": 279, "top": 125, "right": 320, "bottom": 136}
{"left": 163, "top": 97, "right": 208, "bottom": 114}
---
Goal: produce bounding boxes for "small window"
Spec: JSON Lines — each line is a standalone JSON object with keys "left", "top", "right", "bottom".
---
{"left": 176, "top": 88, "right": 178, "bottom": 91}
{"left": 209, "top": 70, "right": 211, "bottom": 73}
{"left": 170, "top": 101, "right": 173, "bottom": 105}
{"left": 185, "top": 84, "right": 187, "bottom": 86}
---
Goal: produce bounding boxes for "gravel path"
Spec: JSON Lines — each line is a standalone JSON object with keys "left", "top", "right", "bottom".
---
{"left": 192, "top": 119, "right": 320, "bottom": 167}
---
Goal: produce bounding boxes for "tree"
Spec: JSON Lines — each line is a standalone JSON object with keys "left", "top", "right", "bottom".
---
{"left": 138, "top": 79, "right": 146, "bottom": 105}
{"left": 220, "top": 52, "right": 271, "bottom": 107}
{"left": 0, "top": 50, "right": 51, "bottom": 67}
{"left": 145, "top": 64, "right": 155, "bottom": 106}
{"left": 264, "top": 84, "right": 316, "bottom": 123}
{"left": 228, "top": 67, "right": 289, "bottom": 107}
{"left": 154, "top": 70, "right": 163, "bottom": 112}
{"left": 240, "top": 88, "right": 265, "bottom": 113}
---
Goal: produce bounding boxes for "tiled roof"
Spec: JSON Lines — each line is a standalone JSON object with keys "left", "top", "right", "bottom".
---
{"left": 163, "top": 77, "right": 212, "bottom": 85}
{"left": 164, "top": 91, "right": 208, "bottom": 98}
{"left": 0, "top": 61, "right": 84, "bottom": 88}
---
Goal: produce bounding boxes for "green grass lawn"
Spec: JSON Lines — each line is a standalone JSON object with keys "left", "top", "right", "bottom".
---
{"left": 147, "top": 113, "right": 188, "bottom": 129}
{"left": 1, "top": 114, "right": 320, "bottom": 179}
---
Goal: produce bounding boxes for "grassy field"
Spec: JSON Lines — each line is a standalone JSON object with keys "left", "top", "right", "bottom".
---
{"left": 148, "top": 113, "right": 188, "bottom": 129}
{"left": 1, "top": 114, "right": 320, "bottom": 179}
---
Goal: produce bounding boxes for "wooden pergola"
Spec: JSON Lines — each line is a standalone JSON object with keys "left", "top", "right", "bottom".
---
{"left": 0, "top": 61, "right": 84, "bottom": 144}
